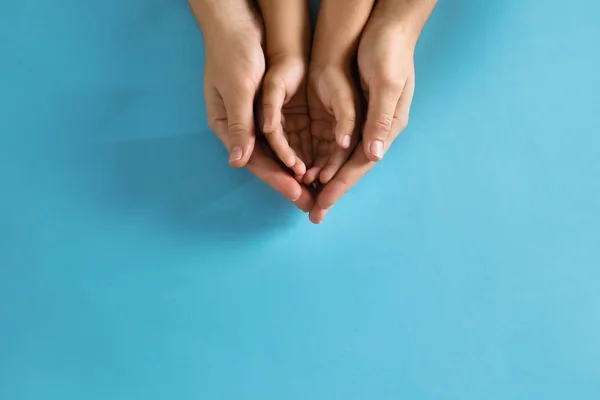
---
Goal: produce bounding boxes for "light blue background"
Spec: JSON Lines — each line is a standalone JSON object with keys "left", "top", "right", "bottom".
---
{"left": 1, "top": 0, "right": 599, "bottom": 399}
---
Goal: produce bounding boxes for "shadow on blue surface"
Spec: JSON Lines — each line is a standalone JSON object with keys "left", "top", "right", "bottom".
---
{"left": 2, "top": 0, "right": 600, "bottom": 399}
{"left": 88, "top": 133, "right": 302, "bottom": 238}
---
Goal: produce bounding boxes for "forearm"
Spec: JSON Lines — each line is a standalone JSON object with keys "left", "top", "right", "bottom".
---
{"left": 373, "top": 0, "right": 437, "bottom": 46}
{"left": 311, "top": 0, "right": 376, "bottom": 68}
{"left": 257, "top": 0, "right": 310, "bottom": 60}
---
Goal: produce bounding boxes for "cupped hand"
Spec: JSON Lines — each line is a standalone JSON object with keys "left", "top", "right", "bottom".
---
{"left": 246, "top": 138, "right": 315, "bottom": 213}
{"left": 189, "top": 0, "right": 314, "bottom": 211}
{"left": 261, "top": 56, "right": 311, "bottom": 178}
{"left": 309, "top": 6, "right": 422, "bottom": 223}
{"left": 304, "top": 65, "right": 361, "bottom": 186}
{"left": 358, "top": 9, "right": 418, "bottom": 162}
{"left": 192, "top": 0, "right": 265, "bottom": 167}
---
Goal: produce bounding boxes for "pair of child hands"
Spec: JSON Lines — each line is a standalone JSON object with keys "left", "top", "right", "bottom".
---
{"left": 257, "top": 0, "right": 378, "bottom": 187}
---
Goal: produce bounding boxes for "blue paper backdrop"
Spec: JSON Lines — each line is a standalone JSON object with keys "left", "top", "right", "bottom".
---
{"left": 1, "top": 0, "right": 599, "bottom": 399}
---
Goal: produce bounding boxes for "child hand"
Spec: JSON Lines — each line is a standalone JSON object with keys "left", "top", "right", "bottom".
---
{"left": 303, "top": 0, "right": 375, "bottom": 186}
{"left": 257, "top": 0, "right": 312, "bottom": 178}
{"left": 304, "top": 65, "right": 361, "bottom": 185}
{"left": 261, "top": 56, "right": 311, "bottom": 178}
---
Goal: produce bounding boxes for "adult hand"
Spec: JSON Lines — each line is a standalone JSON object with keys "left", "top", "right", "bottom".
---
{"left": 303, "top": 0, "right": 374, "bottom": 187}
{"left": 358, "top": 7, "right": 416, "bottom": 162}
{"left": 189, "top": 0, "right": 314, "bottom": 211}
{"left": 190, "top": 0, "right": 264, "bottom": 167}
{"left": 246, "top": 139, "right": 315, "bottom": 213}
{"left": 261, "top": 56, "right": 311, "bottom": 178}
{"left": 309, "top": 0, "right": 436, "bottom": 223}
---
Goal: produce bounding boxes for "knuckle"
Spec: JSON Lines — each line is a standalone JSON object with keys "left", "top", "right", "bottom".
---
{"left": 207, "top": 116, "right": 225, "bottom": 136}
{"left": 342, "top": 116, "right": 357, "bottom": 127}
{"left": 265, "top": 73, "right": 285, "bottom": 91}
{"left": 397, "top": 114, "right": 409, "bottom": 131}
{"left": 233, "top": 78, "right": 257, "bottom": 97}
{"left": 370, "top": 113, "right": 393, "bottom": 136}
{"left": 264, "top": 76, "right": 285, "bottom": 99}
{"left": 262, "top": 102, "right": 276, "bottom": 112}
{"left": 228, "top": 122, "right": 248, "bottom": 137}
{"left": 376, "top": 75, "right": 402, "bottom": 92}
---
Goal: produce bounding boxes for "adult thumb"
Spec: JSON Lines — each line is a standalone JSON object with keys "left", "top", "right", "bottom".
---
{"left": 223, "top": 91, "right": 256, "bottom": 168}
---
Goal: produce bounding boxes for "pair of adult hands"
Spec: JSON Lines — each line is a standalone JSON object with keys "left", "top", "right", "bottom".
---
{"left": 192, "top": 0, "right": 418, "bottom": 223}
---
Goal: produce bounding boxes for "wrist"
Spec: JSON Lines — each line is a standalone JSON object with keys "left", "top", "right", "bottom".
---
{"left": 308, "top": 63, "right": 353, "bottom": 87}
{"left": 310, "top": 0, "right": 374, "bottom": 72}
{"left": 188, "top": 0, "right": 221, "bottom": 31}
{"left": 370, "top": 0, "right": 437, "bottom": 46}
{"left": 310, "top": 46, "right": 356, "bottom": 71}
{"left": 310, "top": 37, "right": 357, "bottom": 72}
{"left": 268, "top": 53, "right": 309, "bottom": 80}
{"left": 188, "top": 0, "right": 260, "bottom": 40}
{"left": 265, "top": 42, "right": 309, "bottom": 65}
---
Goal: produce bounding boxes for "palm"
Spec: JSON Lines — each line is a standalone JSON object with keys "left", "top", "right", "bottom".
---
{"left": 282, "top": 81, "right": 311, "bottom": 163}
{"left": 262, "top": 61, "right": 312, "bottom": 173}
{"left": 203, "top": 18, "right": 265, "bottom": 125}
{"left": 306, "top": 69, "right": 360, "bottom": 185}
{"left": 307, "top": 87, "right": 338, "bottom": 181}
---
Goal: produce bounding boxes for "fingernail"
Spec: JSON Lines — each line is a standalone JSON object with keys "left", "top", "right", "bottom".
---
{"left": 341, "top": 134, "right": 351, "bottom": 149}
{"left": 229, "top": 146, "right": 243, "bottom": 163}
{"left": 290, "top": 190, "right": 302, "bottom": 202}
{"left": 370, "top": 140, "right": 384, "bottom": 159}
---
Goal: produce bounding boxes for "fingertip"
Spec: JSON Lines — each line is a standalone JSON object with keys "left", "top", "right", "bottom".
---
{"left": 317, "top": 196, "right": 333, "bottom": 211}
{"left": 228, "top": 146, "right": 248, "bottom": 168}
{"left": 290, "top": 189, "right": 302, "bottom": 202}
{"left": 309, "top": 207, "right": 328, "bottom": 224}
{"left": 282, "top": 176, "right": 302, "bottom": 203}
{"left": 319, "top": 169, "right": 335, "bottom": 185}
{"left": 316, "top": 185, "right": 339, "bottom": 210}
{"left": 293, "top": 159, "right": 307, "bottom": 177}
{"left": 338, "top": 134, "right": 352, "bottom": 149}
{"left": 304, "top": 167, "right": 320, "bottom": 185}
{"left": 364, "top": 140, "right": 384, "bottom": 162}
{"left": 294, "top": 188, "right": 315, "bottom": 213}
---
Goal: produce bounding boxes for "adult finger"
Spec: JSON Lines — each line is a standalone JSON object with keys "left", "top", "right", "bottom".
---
{"left": 261, "top": 70, "right": 286, "bottom": 133}
{"left": 316, "top": 141, "right": 376, "bottom": 210}
{"left": 362, "top": 83, "right": 403, "bottom": 162}
{"left": 294, "top": 184, "right": 315, "bottom": 213}
{"left": 330, "top": 85, "right": 357, "bottom": 150}
{"left": 309, "top": 207, "right": 328, "bottom": 224}
{"left": 204, "top": 84, "right": 229, "bottom": 144}
{"left": 222, "top": 87, "right": 256, "bottom": 168}
{"left": 390, "top": 76, "right": 415, "bottom": 140}
{"left": 246, "top": 146, "right": 314, "bottom": 212}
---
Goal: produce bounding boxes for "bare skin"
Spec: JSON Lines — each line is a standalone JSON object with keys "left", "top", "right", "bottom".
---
{"left": 257, "top": 0, "right": 312, "bottom": 178}
{"left": 310, "top": 0, "right": 437, "bottom": 223}
{"left": 189, "top": 0, "right": 314, "bottom": 212}
{"left": 304, "top": 0, "right": 376, "bottom": 190}
{"left": 188, "top": 0, "right": 436, "bottom": 222}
